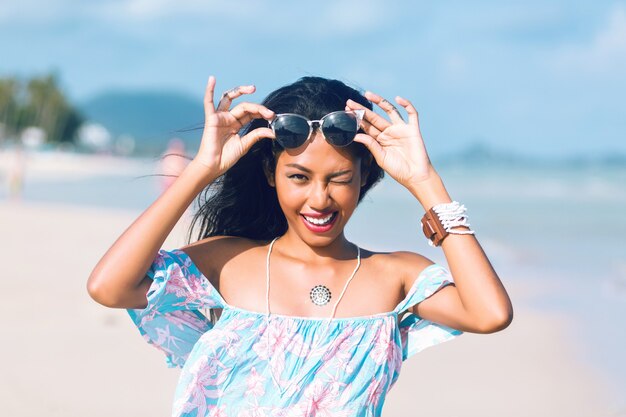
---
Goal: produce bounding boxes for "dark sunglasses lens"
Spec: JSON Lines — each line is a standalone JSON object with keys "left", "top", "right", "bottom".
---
{"left": 271, "top": 116, "right": 310, "bottom": 148}
{"left": 321, "top": 112, "right": 358, "bottom": 146}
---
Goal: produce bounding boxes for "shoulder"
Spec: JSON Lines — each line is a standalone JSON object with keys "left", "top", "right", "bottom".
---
{"left": 358, "top": 247, "right": 434, "bottom": 293}
{"left": 180, "top": 235, "right": 270, "bottom": 281}
{"left": 391, "top": 250, "right": 433, "bottom": 269}
{"left": 181, "top": 235, "right": 265, "bottom": 253}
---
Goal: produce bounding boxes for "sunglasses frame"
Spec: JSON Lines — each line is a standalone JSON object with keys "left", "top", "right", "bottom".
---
{"left": 269, "top": 109, "right": 365, "bottom": 148}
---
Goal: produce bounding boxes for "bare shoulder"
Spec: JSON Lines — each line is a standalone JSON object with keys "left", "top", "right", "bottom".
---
{"left": 181, "top": 234, "right": 261, "bottom": 252}
{"left": 180, "top": 235, "right": 268, "bottom": 282}
{"left": 388, "top": 250, "right": 434, "bottom": 272}
{"left": 360, "top": 248, "right": 434, "bottom": 292}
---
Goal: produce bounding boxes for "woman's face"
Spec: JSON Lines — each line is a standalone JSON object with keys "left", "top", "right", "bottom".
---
{"left": 270, "top": 131, "right": 368, "bottom": 247}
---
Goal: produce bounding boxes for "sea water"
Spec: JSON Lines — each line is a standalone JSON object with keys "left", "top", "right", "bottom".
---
{"left": 2, "top": 154, "right": 625, "bottom": 408}
{"left": 349, "top": 162, "right": 626, "bottom": 409}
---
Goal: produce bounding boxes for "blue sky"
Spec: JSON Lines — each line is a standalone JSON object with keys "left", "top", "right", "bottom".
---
{"left": 1, "top": 0, "right": 625, "bottom": 157}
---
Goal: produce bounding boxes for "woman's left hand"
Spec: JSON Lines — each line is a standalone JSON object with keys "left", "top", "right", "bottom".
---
{"left": 345, "top": 92, "right": 435, "bottom": 188}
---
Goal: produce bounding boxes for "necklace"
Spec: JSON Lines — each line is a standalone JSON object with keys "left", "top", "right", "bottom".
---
{"left": 310, "top": 284, "right": 331, "bottom": 306}
{"left": 264, "top": 236, "right": 361, "bottom": 394}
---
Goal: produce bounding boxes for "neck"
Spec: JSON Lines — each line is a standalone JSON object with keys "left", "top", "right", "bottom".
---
{"left": 272, "top": 230, "right": 357, "bottom": 265}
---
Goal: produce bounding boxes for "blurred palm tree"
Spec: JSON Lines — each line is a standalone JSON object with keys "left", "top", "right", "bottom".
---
{"left": 0, "top": 73, "right": 83, "bottom": 144}
{"left": 0, "top": 78, "right": 19, "bottom": 140}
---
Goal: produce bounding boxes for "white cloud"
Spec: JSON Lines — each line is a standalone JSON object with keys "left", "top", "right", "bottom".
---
{"left": 102, "top": 0, "right": 391, "bottom": 35}
{"left": 550, "top": 3, "right": 626, "bottom": 75}
{"left": 91, "top": 0, "right": 254, "bottom": 22}
{"left": 0, "top": 0, "right": 393, "bottom": 40}
{"left": 0, "top": 0, "right": 256, "bottom": 24}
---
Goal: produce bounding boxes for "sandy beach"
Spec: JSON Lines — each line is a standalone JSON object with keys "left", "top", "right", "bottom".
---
{"left": 0, "top": 150, "right": 623, "bottom": 416}
{"left": 0, "top": 198, "right": 616, "bottom": 417}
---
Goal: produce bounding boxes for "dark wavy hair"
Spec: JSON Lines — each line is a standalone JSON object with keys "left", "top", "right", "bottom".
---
{"left": 187, "top": 76, "right": 385, "bottom": 244}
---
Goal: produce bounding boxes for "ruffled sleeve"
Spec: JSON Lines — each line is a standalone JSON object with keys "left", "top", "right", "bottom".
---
{"left": 394, "top": 263, "right": 463, "bottom": 362}
{"left": 126, "top": 249, "right": 225, "bottom": 368}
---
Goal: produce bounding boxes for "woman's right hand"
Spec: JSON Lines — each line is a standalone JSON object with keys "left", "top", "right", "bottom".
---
{"left": 88, "top": 76, "right": 277, "bottom": 309}
{"left": 193, "top": 75, "right": 275, "bottom": 178}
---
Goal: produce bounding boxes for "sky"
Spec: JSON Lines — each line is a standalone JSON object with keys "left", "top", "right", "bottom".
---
{"left": 1, "top": 0, "right": 625, "bottom": 158}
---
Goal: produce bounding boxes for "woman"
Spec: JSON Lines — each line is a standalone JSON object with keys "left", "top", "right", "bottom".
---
{"left": 87, "top": 75, "right": 513, "bottom": 416}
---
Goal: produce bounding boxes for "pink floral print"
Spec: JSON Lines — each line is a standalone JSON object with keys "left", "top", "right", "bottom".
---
{"left": 127, "top": 250, "right": 463, "bottom": 416}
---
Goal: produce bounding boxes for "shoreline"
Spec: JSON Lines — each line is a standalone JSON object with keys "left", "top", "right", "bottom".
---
{"left": 0, "top": 199, "right": 620, "bottom": 416}
{"left": 2, "top": 150, "right": 624, "bottom": 415}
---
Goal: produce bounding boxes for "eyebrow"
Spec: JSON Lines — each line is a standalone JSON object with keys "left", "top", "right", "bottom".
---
{"left": 285, "top": 163, "right": 353, "bottom": 178}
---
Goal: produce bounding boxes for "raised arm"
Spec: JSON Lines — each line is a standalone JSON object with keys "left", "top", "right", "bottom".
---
{"left": 86, "top": 160, "right": 217, "bottom": 308}
{"left": 404, "top": 171, "right": 513, "bottom": 333}
{"left": 87, "top": 76, "right": 275, "bottom": 309}
{"left": 346, "top": 92, "right": 513, "bottom": 334}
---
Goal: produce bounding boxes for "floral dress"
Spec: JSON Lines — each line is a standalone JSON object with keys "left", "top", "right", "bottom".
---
{"left": 126, "top": 247, "right": 463, "bottom": 417}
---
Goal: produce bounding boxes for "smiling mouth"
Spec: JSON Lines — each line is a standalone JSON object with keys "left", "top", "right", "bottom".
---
{"left": 301, "top": 212, "right": 338, "bottom": 226}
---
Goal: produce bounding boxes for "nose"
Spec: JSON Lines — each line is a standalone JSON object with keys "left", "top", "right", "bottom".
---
{"left": 307, "top": 180, "right": 332, "bottom": 211}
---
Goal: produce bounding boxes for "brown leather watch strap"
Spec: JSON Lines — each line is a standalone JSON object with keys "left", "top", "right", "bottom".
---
{"left": 421, "top": 207, "right": 449, "bottom": 247}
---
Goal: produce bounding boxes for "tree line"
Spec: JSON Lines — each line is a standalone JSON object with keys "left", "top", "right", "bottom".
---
{"left": 0, "top": 73, "right": 83, "bottom": 144}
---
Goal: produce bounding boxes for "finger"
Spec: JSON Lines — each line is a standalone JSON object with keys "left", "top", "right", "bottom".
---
{"left": 204, "top": 75, "right": 217, "bottom": 116}
{"left": 353, "top": 133, "right": 386, "bottom": 166}
{"left": 360, "top": 119, "right": 383, "bottom": 137}
{"left": 217, "top": 84, "right": 256, "bottom": 111}
{"left": 364, "top": 91, "right": 405, "bottom": 124}
{"left": 230, "top": 102, "right": 275, "bottom": 123}
{"left": 346, "top": 99, "right": 390, "bottom": 132}
{"left": 357, "top": 115, "right": 383, "bottom": 137}
{"left": 344, "top": 104, "right": 383, "bottom": 137}
{"left": 235, "top": 113, "right": 272, "bottom": 128}
{"left": 395, "top": 96, "right": 419, "bottom": 126}
{"left": 232, "top": 111, "right": 275, "bottom": 130}
{"left": 240, "top": 127, "right": 275, "bottom": 152}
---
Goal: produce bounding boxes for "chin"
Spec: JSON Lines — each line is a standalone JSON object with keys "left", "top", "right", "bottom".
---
{"left": 302, "top": 228, "right": 349, "bottom": 248}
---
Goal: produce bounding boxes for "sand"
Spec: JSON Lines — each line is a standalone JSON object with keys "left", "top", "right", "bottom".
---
{"left": 0, "top": 149, "right": 620, "bottom": 415}
{"left": 0, "top": 197, "right": 618, "bottom": 416}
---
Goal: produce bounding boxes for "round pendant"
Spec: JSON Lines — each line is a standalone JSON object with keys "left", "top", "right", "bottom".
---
{"left": 310, "top": 285, "right": 332, "bottom": 306}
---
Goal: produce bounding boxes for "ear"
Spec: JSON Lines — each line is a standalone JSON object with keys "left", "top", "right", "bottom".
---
{"left": 263, "top": 159, "right": 276, "bottom": 187}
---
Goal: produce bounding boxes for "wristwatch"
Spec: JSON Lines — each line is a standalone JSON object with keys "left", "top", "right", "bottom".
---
{"left": 421, "top": 207, "right": 448, "bottom": 247}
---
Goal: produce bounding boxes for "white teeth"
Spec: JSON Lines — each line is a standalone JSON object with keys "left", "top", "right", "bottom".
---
{"left": 303, "top": 213, "right": 334, "bottom": 225}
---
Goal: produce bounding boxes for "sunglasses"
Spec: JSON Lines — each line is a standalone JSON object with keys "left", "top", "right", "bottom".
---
{"left": 268, "top": 109, "right": 365, "bottom": 148}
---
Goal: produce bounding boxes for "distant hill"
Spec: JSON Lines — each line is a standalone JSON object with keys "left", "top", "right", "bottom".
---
{"left": 437, "top": 142, "right": 626, "bottom": 168}
{"left": 79, "top": 90, "right": 204, "bottom": 155}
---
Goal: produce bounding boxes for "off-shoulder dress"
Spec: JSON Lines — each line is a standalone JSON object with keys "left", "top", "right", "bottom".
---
{"left": 127, "top": 241, "right": 462, "bottom": 417}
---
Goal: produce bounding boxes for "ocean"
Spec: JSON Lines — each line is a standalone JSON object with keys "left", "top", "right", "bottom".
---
{"left": 350, "top": 162, "right": 626, "bottom": 408}
{"left": 3, "top": 153, "right": 625, "bottom": 408}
